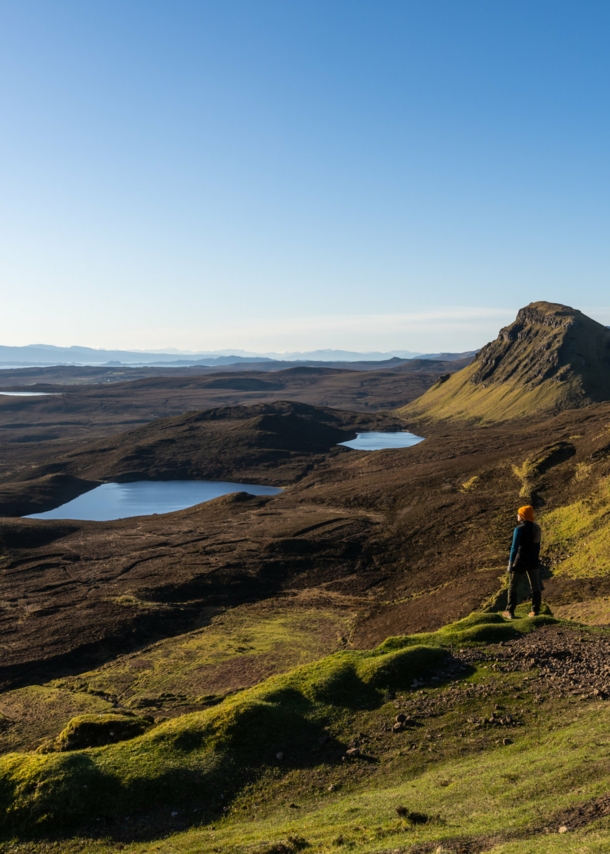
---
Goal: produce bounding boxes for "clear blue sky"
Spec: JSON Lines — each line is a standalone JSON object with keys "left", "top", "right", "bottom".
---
{"left": 2, "top": 1, "right": 609, "bottom": 353}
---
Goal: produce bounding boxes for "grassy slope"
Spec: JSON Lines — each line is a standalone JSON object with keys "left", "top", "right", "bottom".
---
{"left": 543, "top": 477, "right": 610, "bottom": 579}
{"left": 398, "top": 362, "right": 576, "bottom": 423}
{"left": 141, "top": 706, "right": 610, "bottom": 853}
{"left": 0, "top": 638, "right": 450, "bottom": 833}
{"left": 4, "top": 613, "right": 610, "bottom": 852}
{"left": 0, "top": 601, "right": 355, "bottom": 754}
{"left": 398, "top": 302, "right": 610, "bottom": 423}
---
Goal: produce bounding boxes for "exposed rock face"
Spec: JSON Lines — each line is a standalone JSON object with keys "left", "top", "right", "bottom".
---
{"left": 470, "top": 302, "right": 610, "bottom": 390}
{"left": 401, "top": 302, "right": 610, "bottom": 421}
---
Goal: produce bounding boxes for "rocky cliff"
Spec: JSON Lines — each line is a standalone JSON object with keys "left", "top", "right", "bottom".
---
{"left": 401, "top": 301, "right": 610, "bottom": 421}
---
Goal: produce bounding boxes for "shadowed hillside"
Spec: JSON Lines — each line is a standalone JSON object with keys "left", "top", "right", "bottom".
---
{"left": 0, "top": 359, "right": 470, "bottom": 484}
{"left": 401, "top": 301, "right": 610, "bottom": 422}
{"left": 0, "top": 401, "right": 401, "bottom": 516}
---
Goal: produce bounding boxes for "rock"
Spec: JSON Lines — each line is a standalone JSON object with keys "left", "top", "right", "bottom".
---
{"left": 393, "top": 722, "right": 404, "bottom": 732}
{"left": 345, "top": 747, "right": 361, "bottom": 758}
{"left": 395, "top": 713, "right": 407, "bottom": 723}
{"left": 559, "top": 825, "right": 568, "bottom": 833}
{"left": 503, "top": 738, "right": 513, "bottom": 745}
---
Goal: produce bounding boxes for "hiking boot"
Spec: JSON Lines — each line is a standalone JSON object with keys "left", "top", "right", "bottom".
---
{"left": 502, "top": 611, "right": 514, "bottom": 620}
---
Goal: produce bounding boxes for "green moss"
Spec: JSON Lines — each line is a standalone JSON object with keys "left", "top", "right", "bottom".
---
{"left": 356, "top": 645, "right": 446, "bottom": 690}
{"left": 0, "top": 612, "right": 557, "bottom": 835}
{"left": 39, "top": 714, "right": 151, "bottom": 753}
{"left": 50, "top": 603, "right": 355, "bottom": 715}
{"left": 0, "top": 603, "right": 354, "bottom": 760}
{"left": 379, "top": 611, "right": 557, "bottom": 651}
{"left": 155, "top": 703, "right": 610, "bottom": 853}
{"left": 0, "top": 685, "right": 114, "bottom": 756}
{"left": 28, "top": 699, "right": 609, "bottom": 854}
{"left": 542, "top": 478, "right": 610, "bottom": 578}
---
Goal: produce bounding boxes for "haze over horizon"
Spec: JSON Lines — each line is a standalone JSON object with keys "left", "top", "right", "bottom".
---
{"left": 2, "top": 2, "right": 610, "bottom": 352}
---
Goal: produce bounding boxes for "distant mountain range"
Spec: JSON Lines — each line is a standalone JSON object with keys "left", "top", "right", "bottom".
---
{"left": 0, "top": 344, "right": 474, "bottom": 368}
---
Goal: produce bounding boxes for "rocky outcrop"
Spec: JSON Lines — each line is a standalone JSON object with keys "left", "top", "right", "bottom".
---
{"left": 470, "top": 302, "right": 610, "bottom": 390}
{"left": 401, "top": 302, "right": 610, "bottom": 421}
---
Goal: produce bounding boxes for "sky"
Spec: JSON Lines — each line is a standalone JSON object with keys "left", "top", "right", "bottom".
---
{"left": 1, "top": 0, "right": 610, "bottom": 354}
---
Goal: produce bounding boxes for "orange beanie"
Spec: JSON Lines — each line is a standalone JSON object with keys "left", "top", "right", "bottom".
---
{"left": 518, "top": 505, "right": 535, "bottom": 522}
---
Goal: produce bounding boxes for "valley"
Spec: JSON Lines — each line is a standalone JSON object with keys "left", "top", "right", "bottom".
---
{"left": 2, "top": 302, "right": 610, "bottom": 852}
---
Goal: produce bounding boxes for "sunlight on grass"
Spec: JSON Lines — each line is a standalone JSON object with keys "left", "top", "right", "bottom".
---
{"left": 0, "top": 602, "right": 356, "bottom": 755}
{"left": 117, "top": 703, "right": 610, "bottom": 853}
{"left": 543, "top": 479, "right": 610, "bottom": 578}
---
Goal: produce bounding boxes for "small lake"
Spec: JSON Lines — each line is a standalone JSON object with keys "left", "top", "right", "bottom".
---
{"left": 0, "top": 392, "right": 60, "bottom": 397}
{"left": 339, "top": 431, "right": 424, "bottom": 451}
{"left": 27, "top": 481, "right": 282, "bottom": 522}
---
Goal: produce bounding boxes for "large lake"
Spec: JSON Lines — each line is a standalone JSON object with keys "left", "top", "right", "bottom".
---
{"left": 27, "top": 481, "right": 282, "bottom": 522}
{"left": 339, "top": 431, "right": 424, "bottom": 451}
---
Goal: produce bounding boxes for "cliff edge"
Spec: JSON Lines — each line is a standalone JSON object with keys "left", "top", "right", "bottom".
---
{"left": 400, "top": 301, "right": 610, "bottom": 421}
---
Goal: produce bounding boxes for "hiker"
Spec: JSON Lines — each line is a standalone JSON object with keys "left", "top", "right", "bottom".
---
{"left": 502, "top": 505, "right": 542, "bottom": 620}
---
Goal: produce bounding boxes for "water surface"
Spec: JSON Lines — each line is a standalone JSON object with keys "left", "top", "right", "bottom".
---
{"left": 0, "top": 391, "right": 60, "bottom": 396}
{"left": 339, "top": 431, "right": 424, "bottom": 451}
{"left": 27, "top": 480, "right": 282, "bottom": 521}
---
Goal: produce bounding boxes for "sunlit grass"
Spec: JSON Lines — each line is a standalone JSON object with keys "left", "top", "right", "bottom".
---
{"left": 543, "top": 479, "right": 610, "bottom": 578}
{"left": 5, "top": 697, "right": 610, "bottom": 853}
{"left": 0, "top": 602, "right": 356, "bottom": 755}
{"left": 0, "top": 613, "right": 555, "bottom": 837}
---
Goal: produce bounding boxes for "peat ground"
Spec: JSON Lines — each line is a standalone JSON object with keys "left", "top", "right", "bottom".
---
{"left": 0, "top": 359, "right": 467, "bottom": 482}
{"left": 3, "top": 360, "right": 610, "bottom": 851}
{"left": 3, "top": 396, "right": 610, "bottom": 691}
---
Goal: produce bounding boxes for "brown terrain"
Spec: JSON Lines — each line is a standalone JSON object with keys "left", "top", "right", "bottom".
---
{"left": 0, "top": 357, "right": 468, "bottom": 481}
{"left": 1, "top": 303, "right": 610, "bottom": 707}
{"left": 5, "top": 303, "right": 610, "bottom": 852}
{"left": 1, "top": 368, "right": 610, "bottom": 700}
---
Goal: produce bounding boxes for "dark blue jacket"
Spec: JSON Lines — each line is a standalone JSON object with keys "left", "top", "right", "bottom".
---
{"left": 509, "top": 520, "right": 541, "bottom": 571}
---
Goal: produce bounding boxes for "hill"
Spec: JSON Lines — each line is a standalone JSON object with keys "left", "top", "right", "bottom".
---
{"left": 5, "top": 395, "right": 610, "bottom": 694}
{"left": 0, "top": 401, "right": 401, "bottom": 516}
{"left": 400, "top": 301, "right": 610, "bottom": 422}
{"left": 0, "top": 343, "right": 477, "bottom": 368}
{"left": 0, "top": 359, "right": 469, "bottom": 487}
{"left": 7, "top": 311, "right": 610, "bottom": 851}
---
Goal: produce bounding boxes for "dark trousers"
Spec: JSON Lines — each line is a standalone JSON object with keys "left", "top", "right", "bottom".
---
{"left": 507, "top": 566, "right": 542, "bottom": 615}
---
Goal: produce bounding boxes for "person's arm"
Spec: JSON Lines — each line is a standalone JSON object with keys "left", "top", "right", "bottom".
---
{"left": 508, "top": 526, "right": 521, "bottom": 570}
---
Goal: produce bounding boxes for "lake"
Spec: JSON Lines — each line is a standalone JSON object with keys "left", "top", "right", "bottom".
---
{"left": 27, "top": 481, "right": 283, "bottom": 522}
{"left": 339, "top": 431, "right": 424, "bottom": 451}
{"left": 0, "top": 392, "right": 61, "bottom": 396}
